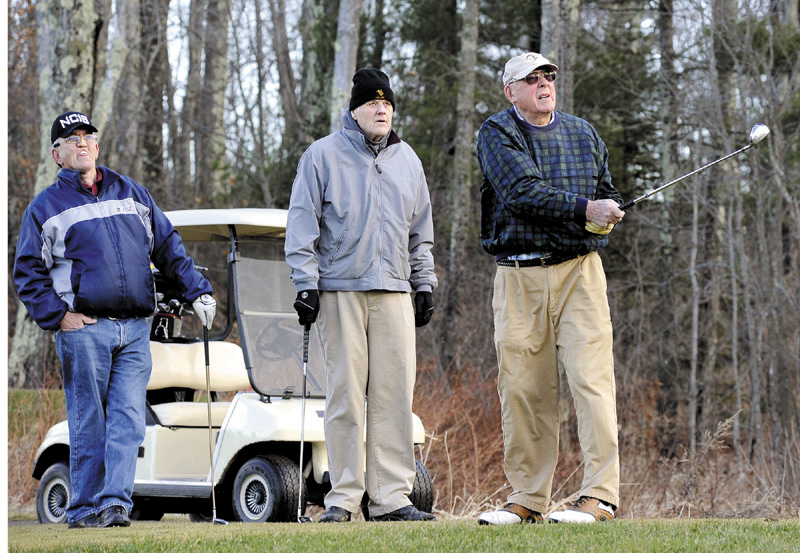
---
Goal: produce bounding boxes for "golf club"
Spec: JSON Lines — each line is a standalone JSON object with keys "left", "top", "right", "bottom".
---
{"left": 297, "top": 323, "right": 313, "bottom": 523}
{"left": 619, "top": 123, "right": 770, "bottom": 210}
{"left": 203, "top": 326, "right": 228, "bottom": 525}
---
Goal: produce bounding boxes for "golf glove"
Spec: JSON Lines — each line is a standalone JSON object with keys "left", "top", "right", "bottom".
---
{"left": 585, "top": 221, "right": 615, "bottom": 235}
{"left": 413, "top": 291, "right": 434, "bottom": 327}
{"left": 294, "top": 290, "right": 319, "bottom": 326}
{"left": 192, "top": 294, "right": 216, "bottom": 329}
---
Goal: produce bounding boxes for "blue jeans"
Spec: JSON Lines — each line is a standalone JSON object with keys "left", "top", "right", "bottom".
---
{"left": 55, "top": 317, "right": 151, "bottom": 523}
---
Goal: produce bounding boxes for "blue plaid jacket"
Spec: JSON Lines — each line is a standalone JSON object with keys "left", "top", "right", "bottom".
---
{"left": 477, "top": 109, "right": 622, "bottom": 256}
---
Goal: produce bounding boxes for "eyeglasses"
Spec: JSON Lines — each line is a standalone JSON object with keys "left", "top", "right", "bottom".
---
{"left": 521, "top": 70, "right": 557, "bottom": 85}
{"left": 54, "top": 134, "right": 98, "bottom": 147}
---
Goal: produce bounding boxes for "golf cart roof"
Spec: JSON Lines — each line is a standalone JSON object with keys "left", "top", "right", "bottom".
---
{"left": 165, "top": 208, "right": 288, "bottom": 241}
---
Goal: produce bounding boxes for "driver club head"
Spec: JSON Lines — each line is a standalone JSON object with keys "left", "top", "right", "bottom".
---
{"left": 749, "top": 123, "right": 770, "bottom": 145}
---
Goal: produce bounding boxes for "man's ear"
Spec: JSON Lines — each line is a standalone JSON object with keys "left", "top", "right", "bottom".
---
{"left": 504, "top": 84, "right": 515, "bottom": 103}
{"left": 51, "top": 147, "right": 62, "bottom": 167}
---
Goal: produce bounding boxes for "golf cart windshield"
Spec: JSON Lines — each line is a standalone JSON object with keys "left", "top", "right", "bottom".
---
{"left": 166, "top": 209, "right": 326, "bottom": 400}
{"left": 235, "top": 237, "right": 326, "bottom": 399}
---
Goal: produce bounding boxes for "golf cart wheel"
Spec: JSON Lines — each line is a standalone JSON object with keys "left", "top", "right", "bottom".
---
{"left": 130, "top": 500, "right": 164, "bottom": 521}
{"left": 37, "top": 462, "right": 71, "bottom": 524}
{"left": 409, "top": 459, "right": 434, "bottom": 514}
{"left": 232, "top": 454, "right": 299, "bottom": 522}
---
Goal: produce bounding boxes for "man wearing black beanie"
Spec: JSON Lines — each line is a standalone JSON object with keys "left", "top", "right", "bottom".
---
{"left": 285, "top": 68, "right": 437, "bottom": 523}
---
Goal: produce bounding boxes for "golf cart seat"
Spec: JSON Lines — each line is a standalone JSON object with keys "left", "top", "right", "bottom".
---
{"left": 147, "top": 340, "right": 249, "bottom": 427}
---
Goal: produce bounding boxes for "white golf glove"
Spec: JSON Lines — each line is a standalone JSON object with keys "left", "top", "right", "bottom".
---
{"left": 192, "top": 294, "right": 216, "bottom": 329}
{"left": 585, "top": 221, "right": 614, "bottom": 235}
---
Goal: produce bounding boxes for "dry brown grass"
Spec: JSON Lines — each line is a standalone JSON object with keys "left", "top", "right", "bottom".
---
{"left": 411, "top": 361, "right": 800, "bottom": 520}
{"left": 8, "top": 364, "right": 799, "bottom": 520}
{"left": 7, "top": 387, "right": 67, "bottom": 516}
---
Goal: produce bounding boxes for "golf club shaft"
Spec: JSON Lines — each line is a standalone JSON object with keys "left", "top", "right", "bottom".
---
{"left": 203, "top": 327, "right": 221, "bottom": 522}
{"left": 297, "top": 324, "right": 311, "bottom": 522}
{"left": 620, "top": 143, "right": 752, "bottom": 211}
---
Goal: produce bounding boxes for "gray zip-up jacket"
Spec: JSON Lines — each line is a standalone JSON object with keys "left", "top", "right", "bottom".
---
{"left": 285, "top": 112, "right": 437, "bottom": 294}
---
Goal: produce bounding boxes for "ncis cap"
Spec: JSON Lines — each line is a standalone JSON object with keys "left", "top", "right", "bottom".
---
{"left": 51, "top": 111, "right": 98, "bottom": 145}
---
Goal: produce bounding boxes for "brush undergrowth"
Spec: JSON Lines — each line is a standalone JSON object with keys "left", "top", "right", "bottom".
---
{"left": 7, "top": 361, "right": 800, "bottom": 521}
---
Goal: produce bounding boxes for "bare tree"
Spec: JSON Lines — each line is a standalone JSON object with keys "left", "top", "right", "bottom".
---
{"left": 9, "top": 0, "right": 112, "bottom": 388}
{"left": 140, "top": 0, "right": 172, "bottom": 206}
{"left": 329, "top": 0, "right": 363, "bottom": 133}
{"left": 440, "top": 0, "right": 479, "bottom": 369}
{"left": 196, "top": 0, "right": 232, "bottom": 201}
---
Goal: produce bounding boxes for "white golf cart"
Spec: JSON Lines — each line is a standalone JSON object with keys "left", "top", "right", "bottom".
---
{"left": 32, "top": 208, "right": 434, "bottom": 523}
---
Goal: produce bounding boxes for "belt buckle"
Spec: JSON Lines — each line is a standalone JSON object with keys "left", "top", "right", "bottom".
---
{"left": 538, "top": 256, "right": 554, "bottom": 267}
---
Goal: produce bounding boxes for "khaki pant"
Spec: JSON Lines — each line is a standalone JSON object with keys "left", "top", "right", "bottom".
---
{"left": 318, "top": 290, "right": 416, "bottom": 517}
{"left": 493, "top": 252, "right": 620, "bottom": 513}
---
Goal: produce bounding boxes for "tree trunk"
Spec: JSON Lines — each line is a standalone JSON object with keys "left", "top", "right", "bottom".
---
{"left": 102, "top": 0, "right": 143, "bottom": 175}
{"left": 268, "top": 0, "right": 302, "bottom": 137}
{"left": 540, "top": 0, "right": 560, "bottom": 62}
{"left": 300, "top": 0, "right": 339, "bottom": 140}
{"left": 329, "top": 0, "right": 363, "bottom": 133}
{"left": 10, "top": 0, "right": 112, "bottom": 388}
{"left": 440, "top": 0, "right": 479, "bottom": 370}
{"left": 367, "top": 0, "right": 386, "bottom": 68}
{"left": 174, "top": 0, "right": 206, "bottom": 206}
{"left": 196, "top": 0, "right": 232, "bottom": 202}
{"left": 140, "top": 0, "right": 171, "bottom": 206}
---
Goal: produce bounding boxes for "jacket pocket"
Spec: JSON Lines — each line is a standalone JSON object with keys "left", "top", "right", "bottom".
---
{"left": 328, "top": 228, "right": 349, "bottom": 264}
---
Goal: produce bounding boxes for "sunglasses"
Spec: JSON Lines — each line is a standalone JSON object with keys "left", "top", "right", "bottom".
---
{"left": 522, "top": 70, "right": 557, "bottom": 85}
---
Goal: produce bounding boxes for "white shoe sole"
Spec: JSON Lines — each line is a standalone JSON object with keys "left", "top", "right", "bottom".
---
{"left": 478, "top": 510, "right": 523, "bottom": 525}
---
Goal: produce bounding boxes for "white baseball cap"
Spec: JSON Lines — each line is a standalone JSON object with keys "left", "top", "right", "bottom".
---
{"left": 503, "top": 52, "right": 559, "bottom": 87}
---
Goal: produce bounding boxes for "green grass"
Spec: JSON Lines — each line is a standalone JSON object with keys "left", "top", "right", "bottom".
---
{"left": 7, "top": 519, "right": 800, "bottom": 553}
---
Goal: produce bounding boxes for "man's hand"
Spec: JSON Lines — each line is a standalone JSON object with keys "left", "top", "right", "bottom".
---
{"left": 60, "top": 312, "right": 97, "bottom": 331}
{"left": 413, "top": 291, "right": 434, "bottom": 327}
{"left": 586, "top": 199, "right": 625, "bottom": 235}
{"left": 293, "top": 290, "right": 320, "bottom": 326}
{"left": 192, "top": 294, "right": 216, "bottom": 329}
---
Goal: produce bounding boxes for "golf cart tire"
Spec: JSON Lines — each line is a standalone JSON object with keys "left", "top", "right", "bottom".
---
{"left": 37, "top": 461, "right": 71, "bottom": 524}
{"left": 410, "top": 459, "right": 434, "bottom": 514}
{"left": 232, "top": 454, "right": 299, "bottom": 522}
{"left": 130, "top": 500, "right": 165, "bottom": 521}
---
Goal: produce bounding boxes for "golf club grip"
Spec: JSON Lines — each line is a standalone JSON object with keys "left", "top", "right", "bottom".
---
{"left": 303, "top": 324, "right": 310, "bottom": 363}
{"left": 619, "top": 199, "right": 635, "bottom": 211}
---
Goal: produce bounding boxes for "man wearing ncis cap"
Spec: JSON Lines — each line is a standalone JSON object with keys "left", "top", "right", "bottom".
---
{"left": 476, "top": 53, "right": 624, "bottom": 525}
{"left": 14, "top": 111, "right": 217, "bottom": 528}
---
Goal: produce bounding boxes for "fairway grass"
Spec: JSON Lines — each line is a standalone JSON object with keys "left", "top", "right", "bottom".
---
{"left": 7, "top": 518, "right": 800, "bottom": 553}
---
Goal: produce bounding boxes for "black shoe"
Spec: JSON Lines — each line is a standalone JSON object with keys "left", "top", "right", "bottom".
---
{"left": 67, "top": 514, "right": 97, "bottom": 529}
{"left": 318, "top": 506, "right": 351, "bottom": 523}
{"left": 97, "top": 505, "right": 130, "bottom": 528}
{"left": 370, "top": 505, "right": 436, "bottom": 522}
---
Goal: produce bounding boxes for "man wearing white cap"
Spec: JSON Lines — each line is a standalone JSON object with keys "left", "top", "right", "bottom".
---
{"left": 476, "top": 53, "right": 624, "bottom": 525}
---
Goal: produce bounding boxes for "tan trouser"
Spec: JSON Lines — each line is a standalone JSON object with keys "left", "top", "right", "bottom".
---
{"left": 317, "top": 290, "right": 416, "bottom": 517}
{"left": 493, "top": 252, "right": 620, "bottom": 513}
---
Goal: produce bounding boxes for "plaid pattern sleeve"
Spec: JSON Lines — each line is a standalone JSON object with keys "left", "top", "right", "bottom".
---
{"left": 477, "top": 109, "right": 622, "bottom": 256}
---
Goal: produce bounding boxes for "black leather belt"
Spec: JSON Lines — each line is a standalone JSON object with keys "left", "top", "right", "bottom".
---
{"left": 497, "top": 251, "right": 583, "bottom": 267}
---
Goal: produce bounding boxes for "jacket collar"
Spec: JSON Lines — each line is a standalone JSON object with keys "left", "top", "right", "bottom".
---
{"left": 58, "top": 166, "right": 119, "bottom": 191}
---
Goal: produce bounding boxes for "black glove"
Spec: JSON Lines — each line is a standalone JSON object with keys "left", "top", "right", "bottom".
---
{"left": 293, "top": 290, "right": 319, "bottom": 326}
{"left": 413, "top": 291, "right": 434, "bottom": 327}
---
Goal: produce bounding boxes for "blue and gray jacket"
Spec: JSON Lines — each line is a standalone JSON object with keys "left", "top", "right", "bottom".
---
{"left": 14, "top": 166, "right": 212, "bottom": 331}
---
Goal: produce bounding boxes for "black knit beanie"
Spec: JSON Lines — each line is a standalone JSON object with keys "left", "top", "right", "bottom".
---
{"left": 349, "top": 68, "right": 395, "bottom": 111}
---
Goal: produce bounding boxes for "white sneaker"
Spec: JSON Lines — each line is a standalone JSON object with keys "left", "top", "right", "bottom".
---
{"left": 547, "top": 497, "right": 615, "bottom": 523}
{"left": 478, "top": 503, "right": 543, "bottom": 525}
